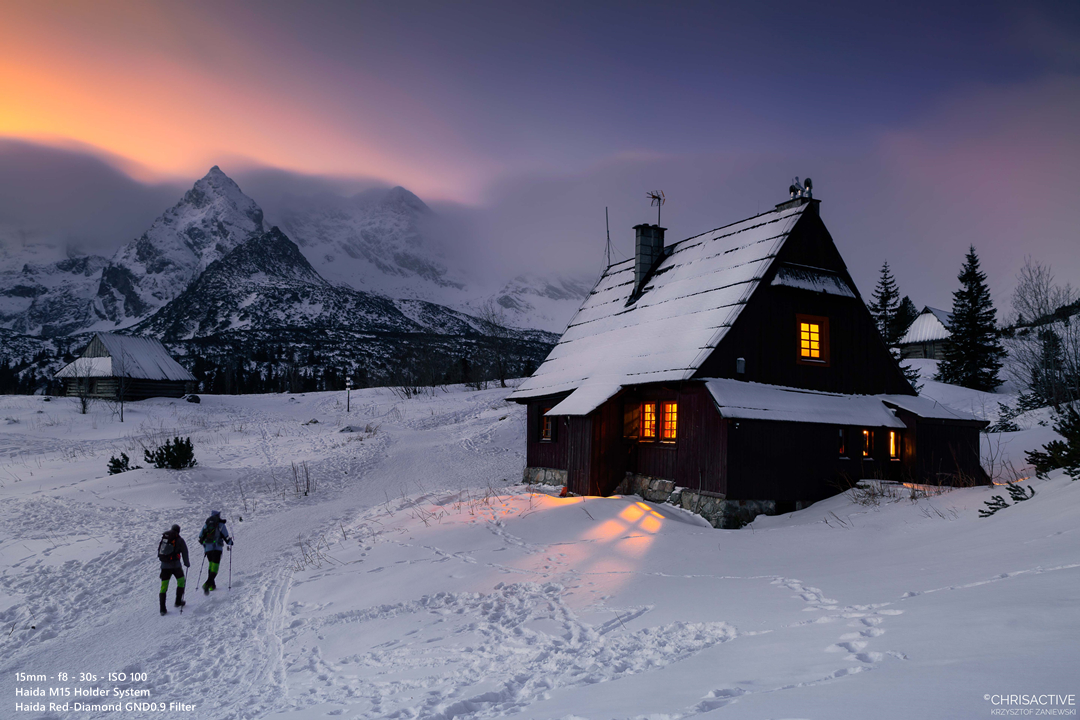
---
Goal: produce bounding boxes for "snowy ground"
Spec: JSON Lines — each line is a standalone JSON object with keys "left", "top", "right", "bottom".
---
{"left": 1, "top": 381, "right": 1077, "bottom": 719}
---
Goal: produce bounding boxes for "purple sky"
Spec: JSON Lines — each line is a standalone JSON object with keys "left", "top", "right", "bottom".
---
{"left": 1, "top": 0, "right": 1078, "bottom": 313}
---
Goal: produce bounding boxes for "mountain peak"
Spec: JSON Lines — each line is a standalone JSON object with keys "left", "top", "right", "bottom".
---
{"left": 382, "top": 186, "right": 429, "bottom": 215}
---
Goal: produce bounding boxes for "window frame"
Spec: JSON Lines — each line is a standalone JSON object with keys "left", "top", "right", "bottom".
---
{"left": 838, "top": 427, "right": 848, "bottom": 459}
{"left": 539, "top": 407, "right": 555, "bottom": 442}
{"left": 659, "top": 401, "right": 678, "bottom": 444}
{"left": 888, "top": 430, "right": 901, "bottom": 461}
{"left": 795, "top": 314, "right": 831, "bottom": 367}
{"left": 641, "top": 402, "right": 658, "bottom": 440}
{"left": 862, "top": 428, "right": 875, "bottom": 459}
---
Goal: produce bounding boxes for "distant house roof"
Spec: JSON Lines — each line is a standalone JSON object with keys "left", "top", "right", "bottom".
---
{"left": 54, "top": 333, "right": 195, "bottom": 382}
{"left": 898, "top": 306, "right": 951, "bottom": 345}
{"left": 510, "top": 203, "right": 809, "bottom": 412}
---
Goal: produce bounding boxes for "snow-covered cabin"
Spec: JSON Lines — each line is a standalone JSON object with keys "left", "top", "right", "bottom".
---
{"left": 898, "top": 306, "right": 951, "bottom": 360}
{"left": 55, "top": 333, "right": 195, "bottom": 400}
{"left": 509, "top": 193, "right": 987, "bottom": 527}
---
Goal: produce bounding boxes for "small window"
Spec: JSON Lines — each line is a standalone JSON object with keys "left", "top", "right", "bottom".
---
{"left": 540, "top": 407, "right": 554, "bottom": 441}
{"left": 796, "top": 314, "right": 830, "bottom": 365}
{"left": 641, "top": 402, "right": 657, "bottom": 440}
{"left": 838, "top": 428, "right": 846, "bottom": 457}
{"left": 660, "top": 402, "right": 678, "bottom": 442}
{"left": 889, "top": 431, "right": 900, "bottom": 460}
{"left": 862, "top": 429, "right": 874, "bottom": 458}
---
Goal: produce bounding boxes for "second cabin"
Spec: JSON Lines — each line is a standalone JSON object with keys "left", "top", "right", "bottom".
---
{"left": 509, "top": 187, "right": 988, "bottom": 528}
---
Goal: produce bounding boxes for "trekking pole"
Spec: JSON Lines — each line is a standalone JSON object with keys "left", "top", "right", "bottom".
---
{"left": 228, "top": 545, "right": 232, "bottom": 590}
{"left": 196, "top": 555, "right": 205, "bottom": 594}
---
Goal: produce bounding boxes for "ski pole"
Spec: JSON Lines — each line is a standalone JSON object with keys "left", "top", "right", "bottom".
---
{"left": 228, "top": 545, "right": 232, "bottom": 590}
{"left": 196, "top": 555, "right": 205, "bottom": 594}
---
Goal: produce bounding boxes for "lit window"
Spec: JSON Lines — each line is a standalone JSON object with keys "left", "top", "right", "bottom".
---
{"left": 540, "top": 408, "right": 553, "bottom": 441}
{"left": 800, "top": 322, "right": 821, "bottom": 359}
{"left": 838, "top": 428, "right": 846, "bottom": 457}
{"left": 796, "top": 314, "right": 829, "bottom": 365}
{"left": 889, "top": 431, "right": 900, "bottom": 460}
{"left": 660, "top": 402, "right": 678, "bottom": 442}
{"left": 641, "top": 402, "right": 657, "bottom": 439}
{"left": 863, "top": 429, "right": 874, "bottom": 458}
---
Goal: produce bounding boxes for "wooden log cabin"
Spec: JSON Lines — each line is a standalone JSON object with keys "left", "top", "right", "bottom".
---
{"left": 509, "top": 187, "right": 988, "bottom": 527}
{"left": 898, "top": 306, "right": 952, "bottom": 360}
{"left": 55, "top": 333, "right": 195, "bottom": 400}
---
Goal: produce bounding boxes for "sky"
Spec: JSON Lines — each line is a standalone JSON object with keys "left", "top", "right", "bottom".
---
{"left": 1, "top": 0, "right": 1079, "bottom": 312}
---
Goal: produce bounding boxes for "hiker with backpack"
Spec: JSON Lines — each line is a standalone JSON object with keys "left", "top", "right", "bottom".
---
{"left": 198, "top": 510, "right": 233, "bottom": 594}
{"left": 158, "top": 524, "right": 190, "bottom": 615}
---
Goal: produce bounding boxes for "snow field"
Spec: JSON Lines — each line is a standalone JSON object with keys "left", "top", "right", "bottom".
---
{"left": 0, "top": 380, "right": 1078, "bottom": 719}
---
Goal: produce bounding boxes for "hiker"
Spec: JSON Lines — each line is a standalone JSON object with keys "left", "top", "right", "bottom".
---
{"left": 199, "top": 510, "right": 233, "bottom": 594}
{"left": 158, "top": 524, "right": 190, "bottom": 615}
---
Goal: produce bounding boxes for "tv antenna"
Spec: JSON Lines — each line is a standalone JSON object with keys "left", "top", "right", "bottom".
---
{"left": 605, "top": 206, "right": 612, "bottom": 267}
{"left": 647, "top": 190, "right": 665, "bottom": 226}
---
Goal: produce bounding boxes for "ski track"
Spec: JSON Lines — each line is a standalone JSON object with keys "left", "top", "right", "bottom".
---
{"left": 0, "top": 389, "right": 530, "bottom": 719}
{"left": 6, "top": 388, "right": 1067, "bottom": 719}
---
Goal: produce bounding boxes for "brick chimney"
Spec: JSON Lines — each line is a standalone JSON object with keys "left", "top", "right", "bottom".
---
{"left": 633, "top": 223, "right": 665, "bottom": 295}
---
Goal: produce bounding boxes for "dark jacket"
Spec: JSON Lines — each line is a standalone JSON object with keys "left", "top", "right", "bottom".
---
{"left": 160, "top": 535, "right": 190, "bottom": 570}
{"left": 200, "top": 516, "right": 233, "bottom": 553}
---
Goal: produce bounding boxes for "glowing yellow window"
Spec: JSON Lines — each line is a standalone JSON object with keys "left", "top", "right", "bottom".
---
{"left": 796, "top": 314, "right": 829, "bottom": 365}
{"left": 863, "top": 429, "right": 874, "bottom": 458}
{"left": 800, "top": 322, "right": 821, "bottom": 359}
{"left": 641, "top": 402, "right": 657, "bottom": 439}
{"left": 889, "top": 431, "right": 900, "bottom": 460}
{"left": 660, "top": 402, "right": 677, "bottom": 442}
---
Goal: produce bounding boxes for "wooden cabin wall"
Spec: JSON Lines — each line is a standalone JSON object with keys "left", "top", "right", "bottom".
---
{"left": 590, "top": 399, "right": 628, "bottom": 496}
{"left": 910, "top": 418, "right": 988, "bottom": 485}
{"left": 566, "top": 415, "right": 594, "bottom": 495}
{"left": 694, "top": 213, "right": 912, "bottom": 395}
{"left": 725, "top": 419, "right": 912, "bottom": 502}
{"left": 526, "top": 401, "right": 570, "bottom": 471}
{"left": 64, "top": 378, "right": 187, "bottom": 400}
{"left": 622, "top": 384, "right": 726, "bottom": 495}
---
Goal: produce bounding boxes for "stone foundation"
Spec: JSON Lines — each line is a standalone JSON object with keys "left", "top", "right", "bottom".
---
{"left": 615, "top": 473, "right": 807, "bottom": 529}
{"left": 523, "top": 466, "right": 568, "bottom": 488}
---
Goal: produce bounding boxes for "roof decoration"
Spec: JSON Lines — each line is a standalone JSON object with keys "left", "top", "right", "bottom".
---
{"left": 510, "top": 203, "right": 809, "bottom": 409}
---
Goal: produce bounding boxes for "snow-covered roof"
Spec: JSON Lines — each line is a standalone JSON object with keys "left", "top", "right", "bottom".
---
{"left": 54, "top": 357, "right": 113, "bottom": 379}
{"left": 877, "top": 394, "right": 981, "bottom": 422}
{"left": 769, "top": 264, "right": 855, "bottom": 298}
{"left": 55, "top": 333, "right": 195, "bottom": 381}
{"left": 510, "top": 203, "right": 809, "bottom": 405}
{"left": 704, "top": 379, "right": 907, "bottom": 428}
{"left": 899, "top": 306, "right": 951, "bottom": 345}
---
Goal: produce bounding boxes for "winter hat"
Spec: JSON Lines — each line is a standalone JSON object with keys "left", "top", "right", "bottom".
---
{"left": 210, "top": 510, "right": 221, "bottom": 518}
{"left": 170, "top": 524, "right": 181, "bottom": 535}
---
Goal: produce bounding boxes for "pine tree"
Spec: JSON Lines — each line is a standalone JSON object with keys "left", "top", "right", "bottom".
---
{"left": 870, "top": 261, "right": 901, "bottom": 345}
{"left": 936, "top": 246, "right": 1006, "bottom": 391}
{"left": 895, "top": 296, "right": 919, "bottom": 340}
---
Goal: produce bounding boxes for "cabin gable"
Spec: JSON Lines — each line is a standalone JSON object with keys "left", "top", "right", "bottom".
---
{"left": 694, "top": 210, "right": 914, "bottom": 395}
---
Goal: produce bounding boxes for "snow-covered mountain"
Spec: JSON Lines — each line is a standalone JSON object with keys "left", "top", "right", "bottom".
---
{"left": 270, "top": 186, "right": 466, "bottom": 298}
{"left": 483, "top": 272, "right": 596, "bottom": 334}
{"left": 0, "top": 166, "right": 588, "bottom": 338}
{"left": 0, "top": 254, "right": 108, "bottom": 336}
{"left": 267, "top": 186, "right": 591, "bottom": 333}
{"left": 95, "top": 166, "right": 266, "bottom": 324}
{"left": 133, "top": 226, "right": 518, "bottom": 342}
